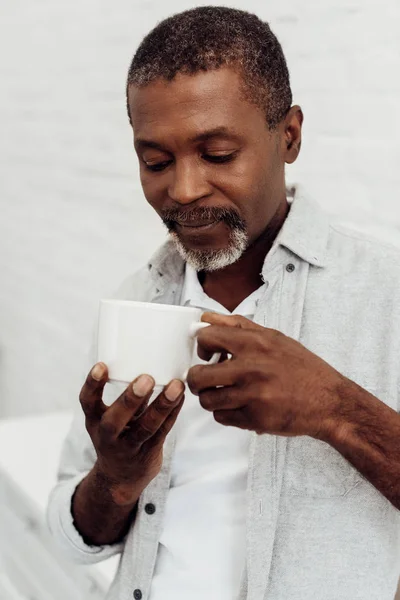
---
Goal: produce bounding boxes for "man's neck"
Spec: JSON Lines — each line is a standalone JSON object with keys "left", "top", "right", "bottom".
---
{"left": 199, "top": 199, "right": 290, "bottom": 312}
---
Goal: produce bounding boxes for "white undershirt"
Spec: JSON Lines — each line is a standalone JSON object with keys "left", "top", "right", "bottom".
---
{"left": 148, "top": 264, "right": 266, "bottom": 600}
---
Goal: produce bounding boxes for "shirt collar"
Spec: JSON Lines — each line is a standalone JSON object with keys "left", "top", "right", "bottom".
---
{"left": 274, "top": 186, "right": 330, "bottom": 268}
{"left": 181, "top": 262, "right": 266, "bottom": 315}
{"left": 180, "top": 262, "right": 205, "bottom": 307}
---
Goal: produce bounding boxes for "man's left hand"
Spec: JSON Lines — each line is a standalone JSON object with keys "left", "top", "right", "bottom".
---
{"left": 186, "top": 312, "right": 347, "bottom": 440}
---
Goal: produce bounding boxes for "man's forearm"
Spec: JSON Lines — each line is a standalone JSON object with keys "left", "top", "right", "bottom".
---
{"left": 322, "top": 378, "right": 400, "bottom": 510}
{"left": 72, "top": 463, "right": 140, "bottom": 546}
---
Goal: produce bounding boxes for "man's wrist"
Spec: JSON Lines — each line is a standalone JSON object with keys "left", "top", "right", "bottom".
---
{"left": 316, "top": 374, "right": 355, "bottom": 447}
{"left": 93, "top": 462, "right": 145, "bottom": 507}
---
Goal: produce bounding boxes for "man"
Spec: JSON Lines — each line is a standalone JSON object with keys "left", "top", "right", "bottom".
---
{"left": 47, "top": 6, "right": 400, "bottom": 600}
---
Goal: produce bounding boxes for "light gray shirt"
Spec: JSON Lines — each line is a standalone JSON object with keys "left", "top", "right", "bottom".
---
{"left": 47, "top": 190, "right": 400, "bottom": 600}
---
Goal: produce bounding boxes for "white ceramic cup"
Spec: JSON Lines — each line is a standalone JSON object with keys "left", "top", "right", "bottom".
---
{"left": 97, "top": 299, "right": 221, "bottom": 386}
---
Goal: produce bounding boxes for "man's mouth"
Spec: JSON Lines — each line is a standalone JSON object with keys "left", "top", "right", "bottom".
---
{"left": 175, "top": 219, "right": 219, "bottom": 231}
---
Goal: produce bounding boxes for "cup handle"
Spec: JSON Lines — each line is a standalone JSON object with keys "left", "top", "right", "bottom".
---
{"left": 182, "top": 322, "right": 221, "bottom": 381}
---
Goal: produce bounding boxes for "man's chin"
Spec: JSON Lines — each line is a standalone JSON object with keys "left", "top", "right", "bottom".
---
{"left": 169, "top": 231, "right": 247, "bottom": 272}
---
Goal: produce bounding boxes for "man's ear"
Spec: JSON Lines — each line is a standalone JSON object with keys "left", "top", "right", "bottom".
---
{"left": 282, "top": 105, "right": 303, "bottom": 164}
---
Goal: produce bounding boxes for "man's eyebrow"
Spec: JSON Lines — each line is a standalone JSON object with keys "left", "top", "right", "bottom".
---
{"left": 134, "top": 126, "right": 240, "bottom": 151}
{"left": 134, "top": 139, "right": 165, "bottom": 152}
{"left": 188, "top": 126, "right": 239, "bottom": 143}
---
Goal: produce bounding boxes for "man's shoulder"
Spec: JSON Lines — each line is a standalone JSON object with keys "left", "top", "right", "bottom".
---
{"left": 328, "top": 218, "right": 400, "bottom": 275}
{"left": 113, "top": 263, "right": 155, "bottom": 301}
{"left": 112, "top": 239, "right": 184, "bottom": 302}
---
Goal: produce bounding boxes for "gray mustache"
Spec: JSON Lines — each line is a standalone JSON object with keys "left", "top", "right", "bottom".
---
{"left": 162, "top": 206, "right": 246, "bottom": 231}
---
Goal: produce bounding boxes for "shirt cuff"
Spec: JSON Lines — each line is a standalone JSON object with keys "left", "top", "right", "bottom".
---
{"left": 46, "top": 472, "right": 124, "bottom": 565}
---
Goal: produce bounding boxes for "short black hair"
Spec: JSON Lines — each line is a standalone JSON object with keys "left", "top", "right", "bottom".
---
{"left": 126, "top": 6, "right": 292, "bottom": 130}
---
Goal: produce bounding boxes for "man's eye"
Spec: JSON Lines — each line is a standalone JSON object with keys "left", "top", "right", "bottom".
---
{"left": 203, "top": 153, "right": 236, "bottom": 163}
{"left": 144, "top": 152, "right": 236, "bottom": 172}
{"left": 145, "top": 160, "right": 172, "bottom": 172}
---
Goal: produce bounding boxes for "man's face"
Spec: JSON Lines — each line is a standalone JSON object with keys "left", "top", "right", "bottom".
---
{"left": 128, "top": 67, "right": 290, "bottom": 271}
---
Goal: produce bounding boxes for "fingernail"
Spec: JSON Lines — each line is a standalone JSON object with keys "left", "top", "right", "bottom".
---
{"left": 132, "top": 375, "right": 154, "bottom": 397}
{"left": 91, "top": 363, "right": 105, "bottom": 381}
{"left": 165, "top": 380, "right": 184, "bottom": 402}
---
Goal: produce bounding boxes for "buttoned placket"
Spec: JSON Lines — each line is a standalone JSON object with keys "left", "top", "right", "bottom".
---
{"left": 239, "top": 247, "right": 311, "bottom": 600}
{"left": 127, "top": 414, "right": 178, "bottom": 600}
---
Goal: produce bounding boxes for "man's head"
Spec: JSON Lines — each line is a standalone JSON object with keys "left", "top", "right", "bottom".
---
{"left": 126, "top": 6, "right": 303, "bottom": 271}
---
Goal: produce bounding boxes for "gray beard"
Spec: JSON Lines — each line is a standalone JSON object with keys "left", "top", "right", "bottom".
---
{"left": 169, "top": 227, "right": 249, "bottom": 272}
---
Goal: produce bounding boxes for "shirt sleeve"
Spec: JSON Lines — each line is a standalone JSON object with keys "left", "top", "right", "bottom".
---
{"left": 45, "top": 403, "right": 125, "bottom": 564}
{"left": 45, "top": 268, "right": 153, "bottom": 564}
{"left": 45, "top": 319, "right": 130, "bottom": 564}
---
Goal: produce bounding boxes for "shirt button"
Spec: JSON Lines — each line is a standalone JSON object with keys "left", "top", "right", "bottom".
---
{"left": 286, "top": 263, "right": 295, "bottom": 273}
{"left": 145, "top": 503, "right": 156, "bottom": 515}
{"left": 133, "top": 589, "right": 142, "bottom": 599}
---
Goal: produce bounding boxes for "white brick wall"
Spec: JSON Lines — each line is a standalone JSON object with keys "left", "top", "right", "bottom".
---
{"left": 0, "top": 0, "right": 400, "bottom": 417}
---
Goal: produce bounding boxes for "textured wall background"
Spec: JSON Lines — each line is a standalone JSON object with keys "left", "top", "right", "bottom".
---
{"left": 1, "top": 0, "right": 400, "bottom": 418}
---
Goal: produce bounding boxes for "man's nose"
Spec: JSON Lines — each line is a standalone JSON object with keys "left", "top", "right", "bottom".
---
{"left": 167, "top": 159, "right": 210, "bottom": 205}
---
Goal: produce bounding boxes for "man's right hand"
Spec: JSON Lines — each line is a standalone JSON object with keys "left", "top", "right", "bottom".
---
{"left": 79, "top": 362, "right": 185, "bottom": 506}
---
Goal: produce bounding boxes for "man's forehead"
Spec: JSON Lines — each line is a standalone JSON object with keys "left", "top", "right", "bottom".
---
{"left": 129, "top": 68, "right": 246, "bottom": 120}
{"left": 128, "top": 69, "right": 262, "bottom": 145}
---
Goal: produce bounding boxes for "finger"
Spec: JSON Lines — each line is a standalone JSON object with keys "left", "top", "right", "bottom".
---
{"left": 127, "top": 379, "right": 185, "bottom": 445}
{"left": 197, "top": 345, "right": 229, "bottom": 363}
{"left": 146, "top": 396, "right": 185, "bottom": 449}
{"left": 187, "top": 361, "right": 238, "bottom": 395}
{"left": 79, "top": 362, "right": 109, "bottom": 424}
{"left": 99, "top": 374, "right": 155, "bottom": 441}
{"left": 201, "top": 312, "right": 262, "bottom": 330}
{"left": 196, "top": 324, "right": 257, "bottom": 358}
{"left": 198, "top": 386, "right": 246, "bottom": 412}
{"left": 196, "top": 314, "right": 258, "bottom": 361}
{"left": 213, "top": 408, "right": 250, "bottom": 430}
